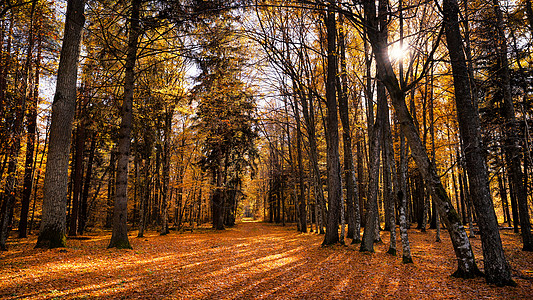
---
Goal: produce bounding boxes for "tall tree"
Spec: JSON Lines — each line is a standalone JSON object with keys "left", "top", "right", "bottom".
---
{"left": 442, "top": 0, "right": 514, "bottom": 285}
{"left": 18, "top": 0, "right": 40, "bottom": 239}
{"left": 194, "top": 12, "right": 258, "bottom": 230}
{"left": 358, "top": 0, "right": 481, "bottom": 278}
{"left": 0, "top": 0, "right": 38, "bottom": 248}
{"left": 490, "top": 0, "right": 533, "bottom": 251}
{"left": 322, "top": 0, "right": 343, "bottom": 246}
{"left": 108, "top": 0, "right": 141, "bottom": 249}
{"left": 337, "top": 14, "right": 360, "bottom": 243}
{"left": 35, "top": 0, "right": 85, "bottom": 249}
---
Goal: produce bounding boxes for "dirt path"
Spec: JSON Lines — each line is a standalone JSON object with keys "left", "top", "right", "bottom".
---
{"left": 1, "top": 221, "right": 532, "bottom": 299}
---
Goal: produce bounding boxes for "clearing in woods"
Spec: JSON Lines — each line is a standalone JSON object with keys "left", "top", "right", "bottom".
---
{"left": 1, "top": 220, "right": 532, "bottom": 299}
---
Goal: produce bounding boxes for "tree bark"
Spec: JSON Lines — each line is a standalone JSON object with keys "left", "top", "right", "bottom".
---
{"left": 1, "top": 0, "right": 37, "bottom": 248}
{"left": 68, "top": 120, "right": 86, "bottom": 236}
{"left": 322, "top": 1, "right": 343, "bottom": 245}
{"left": 360, "top": 78, "right": 385, "bottom": 252}
{"left": 338, "top": 14, "right": 360, "bottom": 242}
{"left": 19, "top": 3, "right": 41, "bottom": 238}
{"left": 383, "top": 95, "right": 397, "bottom": 255}
{"left": 361, "top": 0, "right": 481, "bottom": 278}
{"left": 108, "top": 0, "right": 141, "bottom": 249}
{"left": 301, "top": 92, "right": 326, "bottom": 234}
{"left": 78, "top": 134, "right": 96, "bottom": 234}
{"left": 138, "top": 154, "right": 151, "bottom": 237}
{"left": 442, "top": 0, "right": 514, "bottom": 285}
{"left": 491, "top": 0, "right": 533, "bottom": 252}
{"left": 398, "top": 130, "right": 413, "bottom": 263}
{"left": 35, "top": 0, "right": 85, "bottom": 249}
{"left": 293, "top": 94, "right": 307, "bottom": 233}
{"left": 161, "top": 109, "right": 173, "bottom": 235}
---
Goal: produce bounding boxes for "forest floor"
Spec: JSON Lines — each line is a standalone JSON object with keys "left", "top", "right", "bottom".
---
{"left": 1, "top": 220, "right": 532, "bottom": 299}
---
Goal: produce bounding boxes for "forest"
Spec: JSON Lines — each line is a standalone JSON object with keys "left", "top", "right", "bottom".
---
{"left": 1, "top": 0, "right": 533, "bottom": 297}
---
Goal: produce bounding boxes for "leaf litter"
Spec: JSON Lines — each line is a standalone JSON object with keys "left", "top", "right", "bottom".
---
{"left": 1, "top": 221, "right": 531, "bottom": 299}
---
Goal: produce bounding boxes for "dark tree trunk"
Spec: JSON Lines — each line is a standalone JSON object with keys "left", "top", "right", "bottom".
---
{"left": 105, "top": 151, "right": 116, "bottom": 228}
{"left": 498, "top": 172, "right": 512, "bottom": 226}
{"left": 301, "top": 93, "right": 326, "bottom": 234}
{"left": 212, "top": 187, "right": 225, "bottom": 230}
{"left": 338, "top": 14, "right": 359, "bottom": 242}
{"left": 138, "top": 158, "right": 148, "bottom": 237}
{"left": 322, "top": 1, "right": 343, "bottom": 246}
{"left": 29, "top": 118, "right": 49, "bottom": 235}
{"left": 35, "top": 0, "right": 85, "bottom": 249}
{"left": 442, "top": 0, "right": 514, "bottom": 285}
{"left": 491, "top": 0, "right": 533, "bottom": 251}
{"left": 461, "top": 165, "right": 476, "bottom": 237}
{"left": 293, "top": 95, "right": 307, "bottom": 233}
{"left": 356, "top": 128, "right": 365, "bottom": 233}
{"left": 383, "top": 93, "right": 397, "bottom": 255}
{"left": 69, "top": 121, "right": 86, "bottom": 237}
{"left": 361, "top": 0, "right": 480, "bottom": 278}
{"left": 161, "top": 109, "right": 173, "bottom": 235}
{"left": 153, "top": 144, "right": 161, "bottom": 226}
{"left": 1, "top": 0, "right": 37, "bottom": 248}
{"left": 108, "top": 0, "right": 141, "bottom": 249}
{"left": 19, "top": 18, "right": 42, "bottom": 238}
{"left": 360, "top": 76, "right": 385, "bottom": 252}
{"left": 78, "top": 134, "right": 96, "bottom": 234}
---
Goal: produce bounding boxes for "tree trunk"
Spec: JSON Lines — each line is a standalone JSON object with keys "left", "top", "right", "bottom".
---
{"left": 383, "top": 92, "right": 397, "bottom": 255}
{"left": 105, "top": 151, "right": 116, "bottom": 228}
{"left": 360, "top": 76, "right": 385, "bottom": 252}
{"left": 19, "top": 15, "right": 42, "bottom": 238}
{"left": 68, "top": 121, "right": 86, "bottom": 236}
{"left": 398, "top": 130, "right": 413, "bottom": 263}
{"left": 29, "top": 118, "right": 49, "bottom": 235}
{"left": 138, "top": 153, "right": 150, "bottom": 237}
{"left": 108, "top": 0, "right": 141, "bottom": 249}
{"left": 0, "top": 106, "right": 24, "bottom": 249}
{"left": 35, "top": 0, "right": 85, "bottom": 249}
{"left": 498, "top": 168, "right": 512, "bottom": 226}
{"left": 1, "top": 0, "right": 37, "bottom": 248}
{"left": 491, "top": 0, "right": 533, "bottom": 252}
{"left": 338, "top": 14, "right": 359, "bottom": 242}
{"left": 442, "top": 0, "right": 514, "bottom": 285}
{"left": 153, "top": 144, "right": 161, "bottom": 226}
{"left": 78, "top": 134, "right": 96, "bottom": 234}
{"left": 322, "top": 1, "right": 342, "bottom": 245}
{"left": 356, "top": 128, "right": 365, "bottom": 235}
{"left": 301, "top": 92, "right": 326, "bottom": 234}
{"left": 161, "top": 109, "right": 172, "bottom": 235}
{"left": 212, "top": 186, "right": 225, "bottom": 230}
{"left": 294, "top": 95, "right": 307, "bottom": 233}
{"left": 362, "top": 0, "right": 481, "bottom": 278}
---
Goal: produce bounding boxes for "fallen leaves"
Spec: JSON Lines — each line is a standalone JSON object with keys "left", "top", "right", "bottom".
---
{"left": 0, "top": 222, "right": 531, "bottom": 299}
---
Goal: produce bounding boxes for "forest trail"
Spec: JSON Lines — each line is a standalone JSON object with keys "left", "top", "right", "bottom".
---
{"left": 1, "top": 221, "right": 532, "bottom": 299}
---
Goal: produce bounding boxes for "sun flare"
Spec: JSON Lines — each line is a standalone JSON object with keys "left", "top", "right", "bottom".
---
{"left": 389, "top": 44, "right": 409, "bottom": 61}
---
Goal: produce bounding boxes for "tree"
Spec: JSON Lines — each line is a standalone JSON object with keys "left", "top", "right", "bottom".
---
{"left": 337, "top": 14, "right": 360, "bottom": 243}
{"left": 35, "top": 0, "right": 85, "bottom": 249}
{"left": 489, "top": 0, "right": 533, "bottom": 252}
{"left": 194, "top": 12, "right": 258, "bottom": 230}
{"left": 18, "top": 0, "right": 41, "bottom": 239}
{"left": 357, "top": 0, "right": 481, "bottom": 278}
{"left": 322, "top": 0, "right": 343, "bottom": 246}
{"left": 107, "top": 0, "right": 141, "bottom": 249}
{"left": 0, "top": 0, "right": 39, "bottom": 249}
{"left": 442, "top": 0, "right": 514, "bottom": 286}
